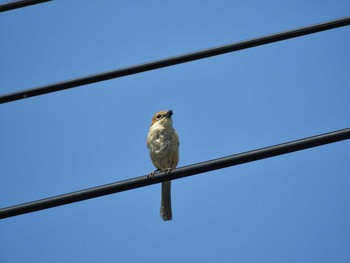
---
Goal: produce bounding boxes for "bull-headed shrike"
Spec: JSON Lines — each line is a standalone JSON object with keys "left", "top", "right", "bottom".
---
{"left": 146, "top": 110, "right": 179, "bottom": 221}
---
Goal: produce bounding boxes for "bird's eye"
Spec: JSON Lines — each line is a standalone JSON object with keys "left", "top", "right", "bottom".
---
{"left": 156, "top": 114, "right": 162, "bottom": 119}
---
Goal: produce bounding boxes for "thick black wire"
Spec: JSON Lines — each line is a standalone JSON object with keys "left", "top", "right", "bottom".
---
{"left": 0, "top": 128, "right": 349, "bottom": 219}
{"left": 1, "top": 16, "right": 349, "bottom": 104}
{"left": 0, "top": 0, "right": 51, "bottom": 12}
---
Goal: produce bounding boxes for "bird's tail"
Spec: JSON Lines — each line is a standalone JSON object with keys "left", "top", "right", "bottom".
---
{"left": 160, "top": 181, "right": 172, "bottom": 221}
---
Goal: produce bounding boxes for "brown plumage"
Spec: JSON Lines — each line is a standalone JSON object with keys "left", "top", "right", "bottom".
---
{"left": 146, "top": 110, "right": 179, "bottom": 221}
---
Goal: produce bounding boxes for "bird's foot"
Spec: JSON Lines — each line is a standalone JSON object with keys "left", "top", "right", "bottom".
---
{"left": 147, "top": 169, "right": 159, "bottom": 179}
{"left": 164, "top": 168, "right": 172, "bottom": 175}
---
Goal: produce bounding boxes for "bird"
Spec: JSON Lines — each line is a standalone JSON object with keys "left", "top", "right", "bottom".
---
{"left": 146, "top": 110, "right": 179, "bottom": 221}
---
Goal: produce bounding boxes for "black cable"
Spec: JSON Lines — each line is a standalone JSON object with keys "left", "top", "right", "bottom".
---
{"left": 0, "top": 128, "right": 349, "bottom": 220}
{"left": 0, "top": 0, "right": 51, "bottom": 12}
{"left": 1, "top": 17, "right": 349, "bottom": 104}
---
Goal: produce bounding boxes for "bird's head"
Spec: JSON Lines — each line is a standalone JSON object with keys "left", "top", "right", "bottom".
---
{"left": 151, "top": 110, "right": 174, "bottom": 128}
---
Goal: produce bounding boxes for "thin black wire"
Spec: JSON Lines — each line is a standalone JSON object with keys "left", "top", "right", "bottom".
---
{"left": 1, "top": 128, "right": 349, "bottom": 220}
{"left": 0, "top": 0, "right": 51, "bottom": 12}
{"left": 1, "top": 16, "right": 349, "bottom": 104}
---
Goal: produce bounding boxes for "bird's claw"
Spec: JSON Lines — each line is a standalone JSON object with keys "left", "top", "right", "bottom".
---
{"left": 147, "top": 171, "right": 155, "bottom": 179}
{"left": 148, "top": 168, "right": 172, "bottom": 179}
{"left": 147, "top": 169, "right": 159, "bottom": 179}
{"left": 164, "top": 168, "right": 172, "bottom": 175}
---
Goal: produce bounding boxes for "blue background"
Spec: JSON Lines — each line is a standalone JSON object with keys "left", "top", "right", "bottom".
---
{"left": 1, "top": 1, "right": 349, "bottom": 262}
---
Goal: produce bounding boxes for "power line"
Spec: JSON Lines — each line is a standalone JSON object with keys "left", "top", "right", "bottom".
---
{"left": 1, "top": 16, "right": 349, "bottom": 104}
{"left": 0, "top": 0, "right": 51, "bottom": 12}
{"left": 1, "top": 128, "right": 349, "bottom": 220}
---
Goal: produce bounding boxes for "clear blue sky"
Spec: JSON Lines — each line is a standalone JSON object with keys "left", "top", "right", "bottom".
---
{"left": 1, "top": 1, "right": 349, "bottom": 262}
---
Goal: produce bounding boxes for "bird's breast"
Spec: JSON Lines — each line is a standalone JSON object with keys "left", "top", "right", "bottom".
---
{"left": 147, "top": 128, "right": 178, "bottom": 154}
{"left": 147, "top": 124, "right": 179, "bottom": 170}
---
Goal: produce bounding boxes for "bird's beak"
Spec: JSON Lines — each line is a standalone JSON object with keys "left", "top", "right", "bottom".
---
{"left": 165, "top": 110, "right": 173, "bottom": 118}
